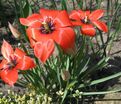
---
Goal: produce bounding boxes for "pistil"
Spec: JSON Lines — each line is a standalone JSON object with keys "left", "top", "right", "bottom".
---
{"left": 42, "top": 22, "right": 51, "bottom": 33}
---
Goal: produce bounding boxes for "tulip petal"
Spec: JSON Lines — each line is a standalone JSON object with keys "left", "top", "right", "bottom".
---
{"left": 1, "top": 40, "right": 14, "bottom": 61}
{"left": 70, "top": 10, "right": 90, "bottom": 20}
{"left": 81, "top": 24, "right": 96, "bottom": 36}
{"left": 57, "top": 27, "right": 75, "bottom": 50}
{"left": 70, "top": 20, "right": 83, "bottom": 26}
{"left": 40, "top": 8, "right": 59, "bottom": 19}
{"left": 54, "top": 10, "right": 72, "bottom": 28}
{"left": 92, "top": 20, "right": 108, "bottom": 32}
{"left": 0, "top": 68, "right": 18, "bottom": 86}
{"left": 16, "top": 56, "right": 35, "bottom": 70}
{"left": 79, "top": 10, "right": 90, "bottom": 19}
{"left": 14, "top": 48, "right": 26, "bottom": 62}
{"left": 34, "top": 39, "right": 55, "bottom": 63}
{"left": 20, "top": 14, "right": 42, "bottom": 28}
{"left": 69, "top": 10, "right": 81, "bottom": 20}
{"left": 0, "top": 59, "right": 8, "bottom": 70}
{"left": 89, "top": 9, "right": 104, "bottom": 20}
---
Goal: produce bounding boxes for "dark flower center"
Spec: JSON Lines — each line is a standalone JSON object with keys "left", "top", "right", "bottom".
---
{"left": 81, "top": 16, "right": 90, "bottom": 24}
{"left": 7, "top": 59, "right": 17, "bottom": 70}
{"left": 40, "top": 18, "right": 55, "bottom": 34}
{"left": 3, "top": 56, "right": 18, "bottom": 70}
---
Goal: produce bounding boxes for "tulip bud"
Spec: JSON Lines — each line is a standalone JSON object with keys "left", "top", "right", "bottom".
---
{"left": 61, "top": 70, "right": 70, "bottom": 81}
{"left": 8, "top": 22, "right": 21, "bottom": 39}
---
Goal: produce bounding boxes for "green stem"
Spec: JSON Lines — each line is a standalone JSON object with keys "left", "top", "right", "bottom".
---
{"left": 99, "top": 30, "right": 106, "bottom": 57}
{"left": 88, "top": 37, "right": 95, "bottom": 54}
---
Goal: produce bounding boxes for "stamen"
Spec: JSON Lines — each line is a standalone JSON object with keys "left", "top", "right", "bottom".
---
{"left": 84, "top": 16, "right": 88, "bottom": 23}
{"left": 81, "top": 16, "right": 90, "bottom": 24}
{"left": 5, "top": 56, "right": 17, "bottom": 70}
{"left": 40, "top": 17, "right": 55, "bottom": 34}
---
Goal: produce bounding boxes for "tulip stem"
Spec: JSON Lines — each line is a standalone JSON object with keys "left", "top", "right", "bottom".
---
{"left": 88, "top": 37, "right": 95, "bottom": 55}
{"left": 98, "top": 30, "right": 106, "bottom": 57}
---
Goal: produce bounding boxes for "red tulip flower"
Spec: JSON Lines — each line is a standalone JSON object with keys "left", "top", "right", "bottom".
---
{"left": 0, "top": 40, "right": 35, "bottom": 86}
{"left": 20, "top": 8, "right": 75, "bottom": 52}
{"left": 69, "top": 9, "right": 108, "bottom": 36}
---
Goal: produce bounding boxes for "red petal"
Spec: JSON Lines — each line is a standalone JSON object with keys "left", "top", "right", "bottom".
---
{"left": 34, "top": 39, "right": 55, "bottom": 63}
{"left": 70, "top": 10, "right": 90, "bottom": 20}
{"left": 14, "top": 48, "right": 26, "bottom": 62}
{"left": 1, "top": 40, "right": 14, "bottom": 61}
{"left": 54, "top": 10, "right": 72, "bottom": 28}
{"left": 0, "top": 68, "right": 18, "bottom": 86}
{"left": 40, "top": 8, "right": 59, "bottom": 19}
{"left": 70, "top": 20, "right": 83, "bottom": 26}
{"left": 81, "top": 24, "right": 96, "bottom": 36}
{"left": 69, "top": 10, "right": 81, "bottom": 21}
{"left": 20, "top": 14, "right": 42, "bottom": 28}
{"left": 78, "top": 10, "right": 90, "bottom": 19}
{"left": 0, "top": 59, "right": 8, "bottom": 70}
{"left": 16, "top": 56, "right": 35, "bottom": 70}
{"left": 57, "top": 27, "right": 75, "bottom": 50}
{"left": 89, "top": 9, "right": 104, "bottom": 20}
{"left": 69, "top": 10, "right": 85, "bottom": 26}
{"left": 92, "top": 20, "right": 108, "bottom": 32}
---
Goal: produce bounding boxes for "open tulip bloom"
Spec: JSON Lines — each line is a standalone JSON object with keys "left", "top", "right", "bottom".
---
{"left": 20, "top": 9, "right": 75, "bottom": 62}
{"left": 69, "top": 9, "right": 108, "bottom": 36}
{"left": 0, "top": 40, "right": 35, "bottom": 85}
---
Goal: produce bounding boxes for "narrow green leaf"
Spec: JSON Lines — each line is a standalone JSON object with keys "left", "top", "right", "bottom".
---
{"left": 61, "top": 0, "right": 67, "bottom": 10}
{"left": 81, "top": 88, "right": 121, "bottom": 95}
{"left": 79, "top": 71, "right": 121, "bottom": 88}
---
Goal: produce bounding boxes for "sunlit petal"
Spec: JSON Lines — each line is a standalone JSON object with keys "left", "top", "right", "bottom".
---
{"left": 40, "top": 8, "right": 59, "bottom": 19}
{"left": 14, "top": 48, "right": 26, "bottom": 62}
{"left": 20, "top": 14, "right": 42, "bottom": 28}
{"left": 16, "top": 56, "right": 35, "bottom": 70}
{"left": 69, "top": 10, "right": 81, "bottom": 20}
{"left": 92, "top": 20, "right": 108, "bottom": 32}
{"left": 1, "top": 40, "right": 14, "bottom": 61}
{"left": 89, "top": 9, "right": 104, "bottom": 20}
{"left": 54, "top": 10, "right": 72, "bottom": 28}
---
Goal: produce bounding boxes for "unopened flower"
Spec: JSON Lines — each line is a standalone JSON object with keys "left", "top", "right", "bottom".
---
{"left": 61, "top": 70, "right": 70, "bottom": 81}
{"left": 8, "top": 22, "right": 21, "bottom": 39}
{"left": 70, "top": 9, "right": 108, "bottom": 36}
{"left": 34, "top": 39, "right": 55, "bottom": 63}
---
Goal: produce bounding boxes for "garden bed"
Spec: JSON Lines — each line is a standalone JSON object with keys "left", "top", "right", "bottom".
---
{"left": 0, "top": 0, "right": 121, "bottom": 104}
